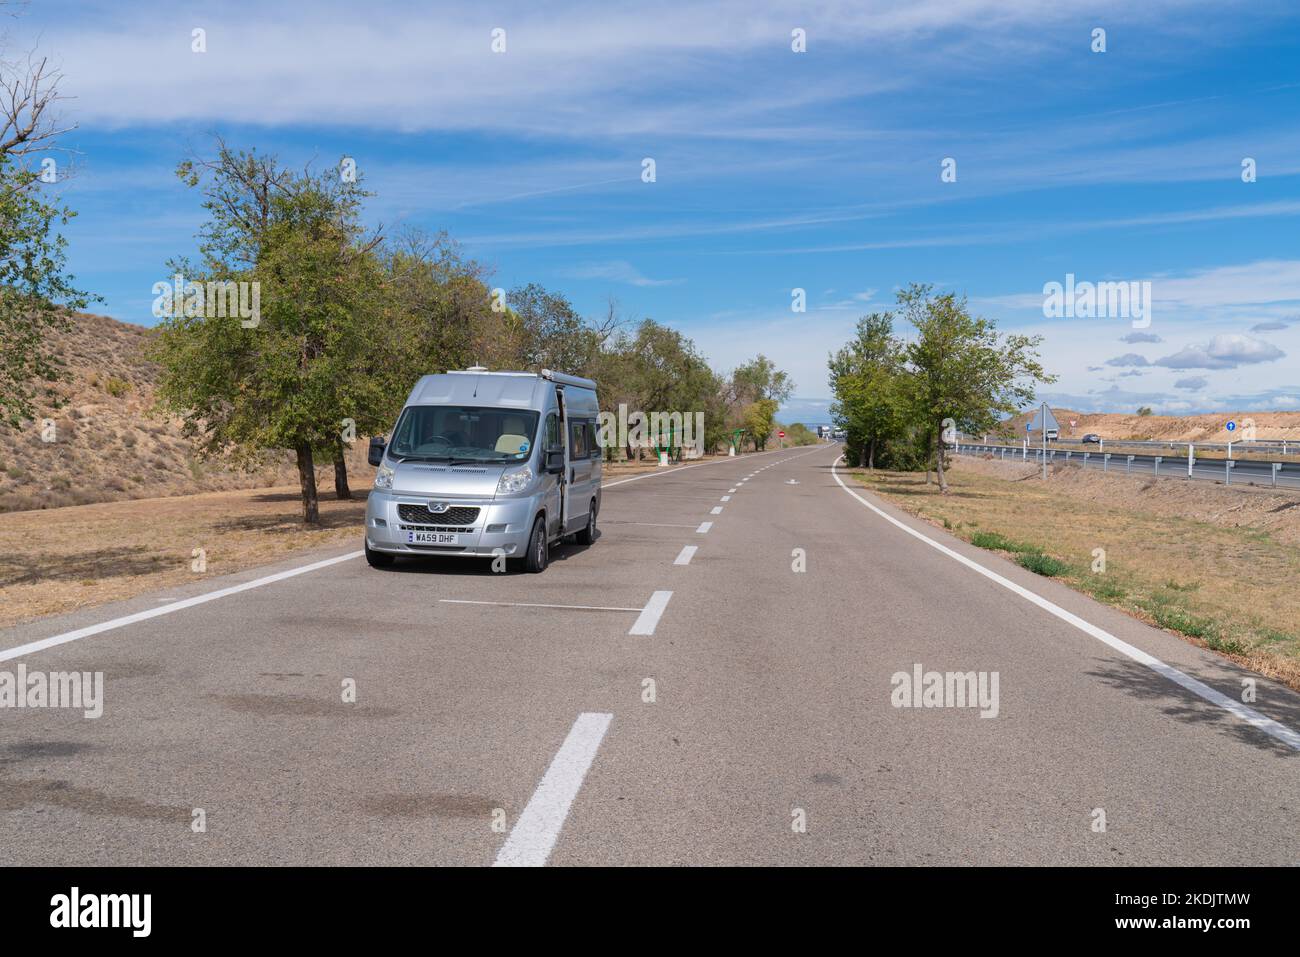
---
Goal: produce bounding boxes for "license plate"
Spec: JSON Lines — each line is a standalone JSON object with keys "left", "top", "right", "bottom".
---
{"left": 408, "top": 530, "right": 461, "bottom": 545}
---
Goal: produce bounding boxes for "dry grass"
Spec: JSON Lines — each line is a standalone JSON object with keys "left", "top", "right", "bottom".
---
{"left": 851, "top": 456, "right": 1300, "bottom": 692}
{"left": 0, "top": 485, "right": 368, "bottom": 628}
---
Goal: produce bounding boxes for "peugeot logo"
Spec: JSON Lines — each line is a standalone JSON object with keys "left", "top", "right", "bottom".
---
{"left": 427, "top": 502, "right": 450, "bottom": 514}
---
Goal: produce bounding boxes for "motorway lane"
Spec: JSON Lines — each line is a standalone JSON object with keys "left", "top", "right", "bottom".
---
{"left": 1, "top": 443, "right": 1298, "bottom": 865}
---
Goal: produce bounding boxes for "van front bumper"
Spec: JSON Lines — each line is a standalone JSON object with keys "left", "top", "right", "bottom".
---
{"left": 364, "top": 490, "right": 536, "bottom": 557}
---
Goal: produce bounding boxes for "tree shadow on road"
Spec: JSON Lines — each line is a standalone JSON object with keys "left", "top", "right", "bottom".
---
{"left": 1084, "top": 657, "right": 1300, "bottom": 757}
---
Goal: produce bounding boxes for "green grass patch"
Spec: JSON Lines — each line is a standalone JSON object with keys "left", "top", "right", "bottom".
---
{"left": 1080, "top": 576, "right": 1127, "bottom": 602}
{"left": 1016, "top": 552, "right": 1069, "bottom": 576}
{"left": 970, "top": 530, "right": 1039, "bottom": 553}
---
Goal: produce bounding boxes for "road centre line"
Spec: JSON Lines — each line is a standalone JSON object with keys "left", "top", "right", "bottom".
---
{"left": 0, "top": 550, "right": 366, "bottom": 664}
{"left": 696, "top": 522, "right": 713, "bottom": 533}
{"left": 607, "top": 521, "right": 700, "bottom": 528}
{"left": 829, "top": 456, "right": 1300, "bottom": 752}
{"left": 629, "top": 591, "right": 673, "bottom": 635}
{"left": 710, "top": 506, "right": 723, "bottom": 514}
{"left": 440, "top": 599, "right": 643, "bottom": 612}
{"left": 493, "top": 711, "right": 613, "bottom": 867}
{"left": 720, "top": 495, "right": 731, "bottom": 502}
{"left": 674, "top": 546, "right": 698, "bottom": 566}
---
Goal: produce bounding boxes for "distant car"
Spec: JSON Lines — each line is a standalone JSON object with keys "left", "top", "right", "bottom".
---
{"left": 1081, "top": 433, "right": 1101, "bottom": 444}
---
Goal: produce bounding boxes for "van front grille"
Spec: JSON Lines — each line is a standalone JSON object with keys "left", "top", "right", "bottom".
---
{"left": 397, "top": 504, "right": 480, "bottom": 526}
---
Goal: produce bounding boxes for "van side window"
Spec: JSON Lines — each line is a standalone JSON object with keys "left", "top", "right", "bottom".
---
{"left": 569, "top": 420, "right": 587, "bottom": 457}
{"left": 545, "top": 413, "right": 560, "bottom": 450}
{"left": 585, "top": 421, "right": 600, "bottom": 459}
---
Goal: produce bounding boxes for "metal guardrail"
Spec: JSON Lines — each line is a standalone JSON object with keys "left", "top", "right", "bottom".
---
{"left": 961, "top": 435, "right": 1297, "bottom": 455}
{"left": 952, "top": 442, "right": 1299, "bottom": 490}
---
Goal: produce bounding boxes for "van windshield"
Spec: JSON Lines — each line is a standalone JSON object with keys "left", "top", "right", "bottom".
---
{"left": 388, "top": 406, "right": 540, "bottom": 464}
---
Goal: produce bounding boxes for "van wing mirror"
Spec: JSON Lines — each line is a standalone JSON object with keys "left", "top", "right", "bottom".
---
{"left": 544, "top": 446, "right": 565, "bottom": 474}
{"left": 368, "top": 436, "right": 386, "bottom": 467}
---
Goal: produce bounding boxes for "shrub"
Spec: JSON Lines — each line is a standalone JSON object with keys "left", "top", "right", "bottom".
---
{"left": 104, "top": 376, "right": 131, "bottom": 397}
{"left": 1016, "top": 552, "right": 1068, "bottom": 576}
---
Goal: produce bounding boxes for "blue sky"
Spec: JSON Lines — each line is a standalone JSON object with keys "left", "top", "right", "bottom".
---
{"left": 17, "top": 0, "right": 1300, "bottom": 422}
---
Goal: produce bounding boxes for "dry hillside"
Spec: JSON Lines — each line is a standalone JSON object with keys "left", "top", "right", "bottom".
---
{"left": 0, "top": 312, "right": 373, "bottom": 513}
{"left": 999, "top": 408, "right": 1300, "bottom": 444}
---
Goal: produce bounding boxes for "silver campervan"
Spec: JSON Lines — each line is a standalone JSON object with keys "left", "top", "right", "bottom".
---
{"left": 363, "top": 368, "right": 602, "bottom": 572}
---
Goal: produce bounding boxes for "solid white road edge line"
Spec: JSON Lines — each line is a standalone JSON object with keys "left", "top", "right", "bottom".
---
{"left": 674, "top": 545, "right": 698, "bottom": 566}
{"left": 629, "top": 590, "right": 673, "bottom": 635}
{"left": 829, "top": 457, "right": 1300, "bottom": 752}
{"left": 0, "top": 550, "right": 365, "bottom": 664}
{"left": 493, "top": 711, "right": 613, "bottom": 867}
{"left": 440, "top": 599, "right": 643, "bottom": 612}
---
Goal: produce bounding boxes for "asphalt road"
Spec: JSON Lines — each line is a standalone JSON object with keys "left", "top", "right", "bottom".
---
{"left": 958, "top": 443, "right": 1300, "bottom": 489}
{"left": 2, "top": 443, "right": 1298, "bottom": 865}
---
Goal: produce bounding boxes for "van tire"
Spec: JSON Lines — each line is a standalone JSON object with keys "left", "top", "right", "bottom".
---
{"left": 365, "top": 542, "right": 395, "bottom": 568}
{"left": 524, "top": 515, "right": 549, "bottom": 573}
{"left": 575, "top": 499, "right": 597, "bottom": 545}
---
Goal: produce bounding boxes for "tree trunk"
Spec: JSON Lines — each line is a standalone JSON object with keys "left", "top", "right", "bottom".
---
{"left": 868, "top": 437, "right": 876, "bottom": 470}
{"left": 296, "top": 444, "right": 321, "bottom": 524}
{"left": 333, "top": 440, "right": 352, "bottom": 500}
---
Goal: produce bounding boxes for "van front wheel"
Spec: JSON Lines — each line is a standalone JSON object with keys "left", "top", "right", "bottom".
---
{"left": 524, "top": 515, "right": 549, "bottom": 573}
{"left": 575, "top": 499, "right": 597, "bottom": 545}
{"left": 365, "top": 541, "right": 395, "bottom": 568}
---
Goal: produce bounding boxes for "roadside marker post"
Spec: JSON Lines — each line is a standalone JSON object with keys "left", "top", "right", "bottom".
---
{"left": 1273, "top": 463, "right": 1283, "bottom": 488}
{"left": 1126, "top": 454, "right": 1134, "bottom": 474}
{"left": 1187, "top": 443, "right": 1194, "bottom": 479}
{"left": 1083, "top": 452, "right": 1089, "bottom": 468}
{"left": 1154, "top": 456, "right": 1162, "bottom": 477}
{"left": 1103, "top": 453, "right": 1111, "bottom": 472}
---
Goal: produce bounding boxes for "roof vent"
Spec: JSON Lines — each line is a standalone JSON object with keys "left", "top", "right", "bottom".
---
{"left": 465, "top": 365, "right": 489, "bottom": 372}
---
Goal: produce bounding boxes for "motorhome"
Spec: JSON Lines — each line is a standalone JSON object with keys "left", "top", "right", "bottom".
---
{"left": 364, "top": 368, "right": 602, "bottom": 573}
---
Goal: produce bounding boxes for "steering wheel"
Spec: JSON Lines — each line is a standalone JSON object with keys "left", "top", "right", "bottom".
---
{"left": 424, "top": 434, "right": 453, "bottom": 446}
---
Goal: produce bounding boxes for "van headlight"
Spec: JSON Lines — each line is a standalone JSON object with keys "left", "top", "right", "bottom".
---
{"left": 374, "top": 463, "right": 395, "bottom": 490}
{"left": 496, "top": 464, "right": 533, "bottom": 495}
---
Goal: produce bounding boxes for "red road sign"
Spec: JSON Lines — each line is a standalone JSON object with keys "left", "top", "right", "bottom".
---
{"left": 778, "top": 431, "right": 786, "bottom": 438}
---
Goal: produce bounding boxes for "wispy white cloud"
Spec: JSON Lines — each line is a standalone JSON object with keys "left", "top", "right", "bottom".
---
{"left": 563, "top": 260, "right": 683, "bottom": 287}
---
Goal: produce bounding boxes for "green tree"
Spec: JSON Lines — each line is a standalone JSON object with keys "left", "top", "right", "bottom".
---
{"left": 900, "top": 283, "right": 1054, "bottom": 492}
{"left": 743, "top": 398, "right": 779, "bottom": 450}
{"left": 150, "top": 144, "right": 383, "bottom": 522}
{"left": 508, "top": 282, "right": 607, "bottom": 375}
{"left": 828, "top": 312, "right": 907, "bottom": 469}
{"left": 0, "top": 156, "right": 93, "bottom": 428}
